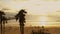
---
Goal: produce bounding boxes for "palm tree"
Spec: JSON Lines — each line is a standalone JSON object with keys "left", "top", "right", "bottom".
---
{"left": 15, "top": 9, "right": 27, "bottom": 34}
{"left": 0, "top": 10, "right": 8, "bottom": 34}
{"left": 0, "top": 10, "right": 5, "bottom": 34}
{"left": 2, "top": 15, "right": 8, "bottom": 34}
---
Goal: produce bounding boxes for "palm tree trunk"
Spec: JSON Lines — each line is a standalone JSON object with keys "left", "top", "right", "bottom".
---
{"left": 3, "top": 21, "right": 5, "bottom": 34}
{"left": 1, "top": 22, "right": 2, "bottom": 34}
{"left": 3, "top": 22, "right": 5, "bottom": 34}
{"left": 20, "top": 26, "right": 24, "bottom": 34}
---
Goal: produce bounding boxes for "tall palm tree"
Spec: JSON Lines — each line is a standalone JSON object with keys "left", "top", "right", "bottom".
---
{"left": 2, "top": 16, "right": 8, "bottom": 34}
{"left": 0, "top": 10, "right": 7, "bottom": 34}
{"left": 0, "top": 10, "right": 5, "bottom": 34}
{"left": 15, "top": 9, "right": 27, "bottom": 34}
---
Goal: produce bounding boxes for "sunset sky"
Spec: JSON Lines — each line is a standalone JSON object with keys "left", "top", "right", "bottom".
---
{"left": 0, "top": 0, "right": 60, "bottom": 27}
{"left": 0, "top": 0, "right": 60, "bottom": 15}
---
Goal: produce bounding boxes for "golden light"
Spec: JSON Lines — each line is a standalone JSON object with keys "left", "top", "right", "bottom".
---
{"left": 39, "top": 15, "right": 48, "bottom": 26}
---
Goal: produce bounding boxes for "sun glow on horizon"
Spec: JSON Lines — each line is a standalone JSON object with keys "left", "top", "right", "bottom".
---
{"left": 39, "top": 16, "right": 48, "bottom": 26}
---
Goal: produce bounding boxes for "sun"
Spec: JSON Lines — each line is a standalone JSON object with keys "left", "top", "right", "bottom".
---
{"left": 39, "top": 15, "right": 48, "bottom": 26}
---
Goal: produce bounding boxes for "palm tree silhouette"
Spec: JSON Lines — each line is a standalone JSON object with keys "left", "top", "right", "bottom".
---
{"left": 15, "top": 9, "right": 27, "bottom": 34}
{"left": 0, "top": 10, "right": 7, "bottom": 34}
{"left": 2, "top": 15, "right": 8, "bottom": 34}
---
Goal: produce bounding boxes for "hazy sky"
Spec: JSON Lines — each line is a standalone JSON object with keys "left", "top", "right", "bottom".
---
{"left": 0, "top": 0, "right": 60, "bottom": 15}
{"left": 0, "top": 0, "right": 60, "bottom": 26}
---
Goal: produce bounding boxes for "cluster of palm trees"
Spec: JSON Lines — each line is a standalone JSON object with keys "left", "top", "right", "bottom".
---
{"left": 0, "top": 9, "right": 27, "bottom": 34}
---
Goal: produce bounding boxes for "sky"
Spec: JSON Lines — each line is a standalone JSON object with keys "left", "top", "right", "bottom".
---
{"left": 0, "top": 0, "right": 60, "bottom": 15}
{"left": 0, "top": 0, "right": 60, "bottom": 27}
